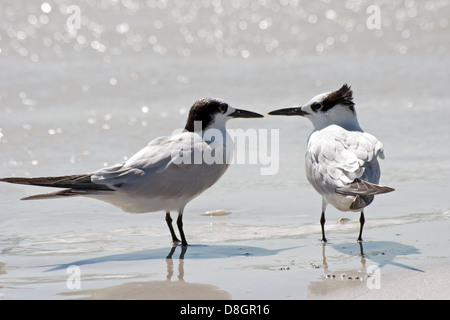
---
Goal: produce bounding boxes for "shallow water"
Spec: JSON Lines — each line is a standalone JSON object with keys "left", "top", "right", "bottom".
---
{"left": 1, "top": 0, "right": 449, "bottom": 300}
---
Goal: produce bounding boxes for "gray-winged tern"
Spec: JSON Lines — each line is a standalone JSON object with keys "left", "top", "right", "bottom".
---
{"left": 269, "top": 84, "right": 394, "bottom": 242}
{"left": 1, "top": 98, "right": 263, "bottom": 246}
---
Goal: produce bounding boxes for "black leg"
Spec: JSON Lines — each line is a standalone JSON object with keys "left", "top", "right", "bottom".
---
{"left": 165, "top": 212, "right": 180, "bottom": 244}
{"left": 177, "top": 212, "right": 188, "bottom": 247}
{"left": 320, "top": 211, "right": 327, "bottom": 243}
{"left": 357, "top": 210, "right": 365, "bottom": 242}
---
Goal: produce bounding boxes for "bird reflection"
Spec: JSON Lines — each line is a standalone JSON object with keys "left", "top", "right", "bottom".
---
{"left": 321, "top": 243, "right": 368, "bottom": 281}
{"left": 307, "top": 243, "right": 374, "bottom": 298}
{"left": 307, "top": 240, "right": 422, "bottom": 298}
{"left": 166, "top": 244, "right": 187, "bottom": 260}
{"left": 61, "top": 245, "right": 232, "bottom": 300}
{"left": 165, "top": 245, "right": 187, "bottom": 282}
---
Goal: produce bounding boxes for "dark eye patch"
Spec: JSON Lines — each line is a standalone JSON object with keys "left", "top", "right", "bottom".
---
{"left": 220, "top": 103, "right": 228, "bottom": 113}
{"left": 311, "top": 102, "right": 322, "bottom": 112}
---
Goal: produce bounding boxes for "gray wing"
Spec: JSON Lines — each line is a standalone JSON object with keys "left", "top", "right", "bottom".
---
{"left": 91, "top": 135, "right": 174, "bottom": 188}
{"left": 2, "top": 132, "right": 230, "bottom": 203}
{"left": 91, "top": 131, "right": 230, "bottom": 199}
{"left": 306, "top": 126, "right": 388, "bottom": 195}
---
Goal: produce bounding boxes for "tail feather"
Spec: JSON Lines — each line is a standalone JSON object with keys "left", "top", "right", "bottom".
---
{"left": 335, "top": 178, "right": 395, "bottom": 196}
{"left": 21, "top": 189, "right": 87, "bottom": 200}
{"left": 349, "top": 195, "right": 374, "bottom": 210}
{"left": 0, "top": 174, "right": 112, "bottom": 191}
{"left": 1, "top": 174, "right": 114, "bottom": 201}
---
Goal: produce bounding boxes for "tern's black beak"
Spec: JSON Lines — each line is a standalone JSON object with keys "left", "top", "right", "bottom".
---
{"left": 268, "top": 107, "right": 308, "bottom": 116}
{"left": 229, "top": 108, "right": 264, "bottom": 118}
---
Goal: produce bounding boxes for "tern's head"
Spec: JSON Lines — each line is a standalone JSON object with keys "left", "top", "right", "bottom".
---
{"left": 269, "top": 84, "right": 360, "bottom": 130}
{"left": 184, "top": 98, "right": 263, "bottom": 132}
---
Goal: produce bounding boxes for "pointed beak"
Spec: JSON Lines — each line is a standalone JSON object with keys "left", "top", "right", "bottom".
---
{"left": 229, "top": 108, "right": 264, "bottom": 118}
{"left": 268, "top": 107, "right": 308, "bottom": 116}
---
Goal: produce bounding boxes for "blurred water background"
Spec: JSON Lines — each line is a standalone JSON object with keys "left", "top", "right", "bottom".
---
{"left": 0, "top": 0, "right": 449, "bottom": 299}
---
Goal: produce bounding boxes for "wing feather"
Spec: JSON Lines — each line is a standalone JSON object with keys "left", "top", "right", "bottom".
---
{"left": 91, "top": 131, "right": 230, "bottom": 200}
{"left": 306, "top": 125, "right": 386, "bottom": 195}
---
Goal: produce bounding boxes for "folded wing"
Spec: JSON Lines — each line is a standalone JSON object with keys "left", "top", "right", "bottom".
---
{"left": 91, "top": 131, "right": 231, "bottom": 200}
{"left": 306, "top": 126, "right": 388, "bottom": 193}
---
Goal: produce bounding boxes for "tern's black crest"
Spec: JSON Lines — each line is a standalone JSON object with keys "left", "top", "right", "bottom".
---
{"left": 184, "top": 98, "right": 228, "bottom": 132}
{"left": 320, "top": 84, "right": 355, "bottom": 114}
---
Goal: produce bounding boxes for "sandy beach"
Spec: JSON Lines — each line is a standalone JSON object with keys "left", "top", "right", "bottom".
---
{"left": 311, "top": 262, "right": 450, "bottom": 300}
{"left": 1, "top": 206, "right": 449, "bottom": 300}
{"left": 59, "top": 260, "right": 450, "bottom": 300}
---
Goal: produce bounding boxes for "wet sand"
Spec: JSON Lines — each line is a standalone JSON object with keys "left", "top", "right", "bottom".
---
{"left": 62, "top": 262, "right": 450, "bottom": 300}
{"left": 309, "top": 262, "right": 450, "bottom": 300}
{"left": 62, "top": 279, "right": 232, "bottom": 300}
{"left": 1, "top": 210, "right": 448, "bottom": 300}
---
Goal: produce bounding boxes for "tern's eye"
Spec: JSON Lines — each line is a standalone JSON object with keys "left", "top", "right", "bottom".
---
{"left": 311, "top": 102, "right": 322, "bottom": 112}
{"left": 219, "top": 104, "right": 228, "bottom": 113}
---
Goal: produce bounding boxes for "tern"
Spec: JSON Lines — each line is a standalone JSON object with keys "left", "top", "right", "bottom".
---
{"left": 269, "top": 84, "right": 394, "bottom": 242}
{"left": 1, "top": 98, "right": 263, "bottom": 246}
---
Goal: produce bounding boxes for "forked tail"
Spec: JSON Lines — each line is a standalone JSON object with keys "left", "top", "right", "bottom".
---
{"left": 335, "top": 178, "right": 395, "bottom": 210}
{"left": 0, "top": 174, "right": 113, "bottom": 200}
{"left": 335, "top": 178, "right": 395, "bottom": 196}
